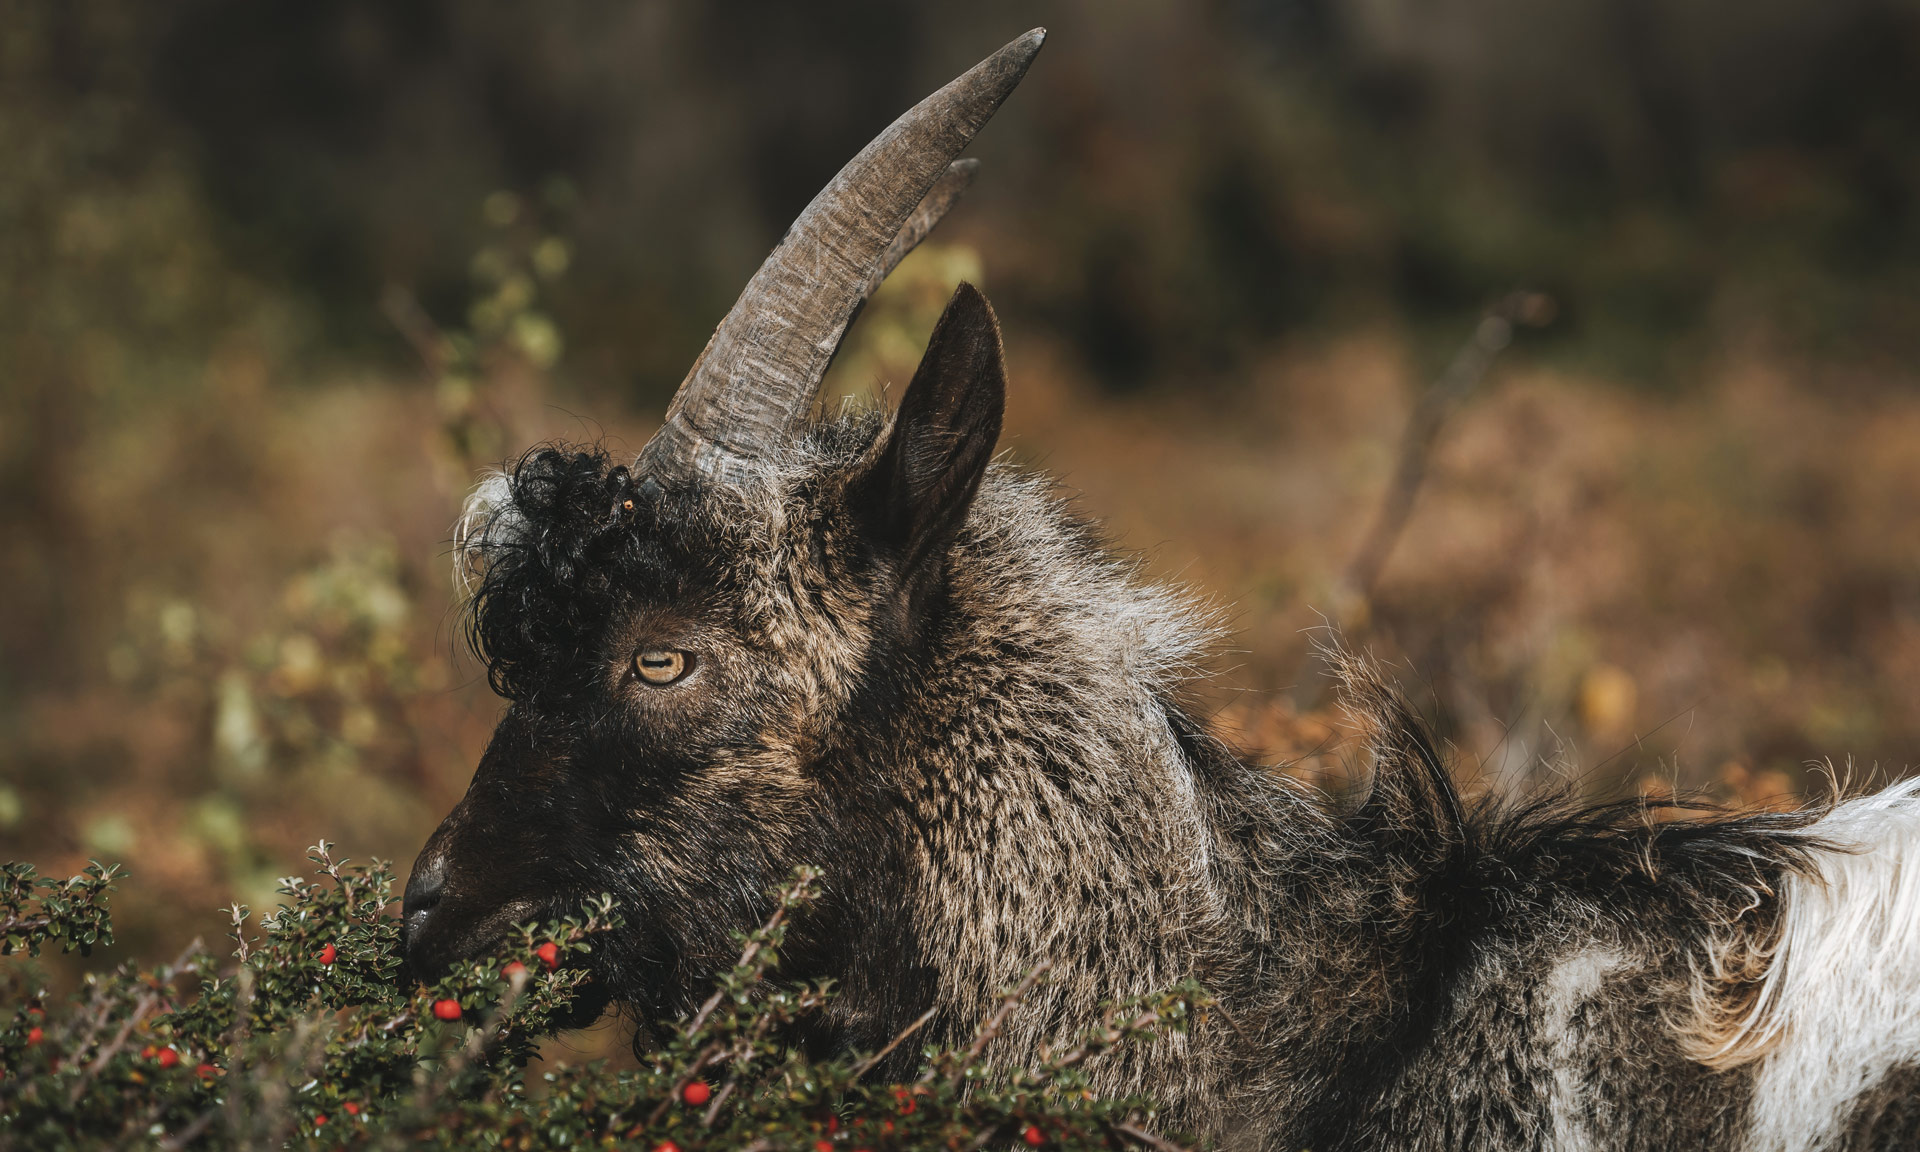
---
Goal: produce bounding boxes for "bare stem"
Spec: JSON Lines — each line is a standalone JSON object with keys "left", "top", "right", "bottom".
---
{"left": 156, "top": 1108, "right": 217, "bottom": 1152}
{"left": 852, "top": 1006, "right": 939, "bottom": 1079}
{"left": 647, "top": 870, "right": 819, "bottom": 1129}
{"left": 68, "top": 941, "right": 203, "bottom": 1106}
{"left": 226, "top": 905, "right": 252, "bottom": 965}
{"left": 380, "top": 286, "right": 450, "bottom": 378}
{"left": 699, "top": 1078, "right": 738, "bottom": 1127}
{"left": 1293, "top": 289, "right": 1553, "bottom": 707}
{"left": 0, "top": 912, "right": 51, "bottom": 936}
{"left": 644, "top": 1041, "right": 726, "bottom": 1128}
{"left": 940, "top": 962, "right": 1052, "bottom": 1089}
{"left": 223, "top": 968, "right": 255, "bottom": 1149}
{"left": 1114, "top": 1121, "right": 1191, "bottom": 1152}
{"left": 1048, "top": 1004, "right": 1162, "bottom": 1074}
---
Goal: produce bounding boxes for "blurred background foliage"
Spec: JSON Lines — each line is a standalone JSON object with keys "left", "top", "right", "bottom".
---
{"left": 4, "top": 0, "right": 1920, "bottom": 971}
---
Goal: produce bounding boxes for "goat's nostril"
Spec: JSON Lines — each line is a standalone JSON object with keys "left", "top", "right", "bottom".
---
{"left": 401, "top": 852, "right": 448, "bottom": 952}
{"left": 403, "top": 888, "right": 440, "bottom": 933}
{"left": 404, "top": 879, "right": 442, "bottom": 914}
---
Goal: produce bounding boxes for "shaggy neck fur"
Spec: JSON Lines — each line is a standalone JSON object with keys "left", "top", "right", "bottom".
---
{"left": 779, "top": 422, "right": 1843, "bottom": 1149}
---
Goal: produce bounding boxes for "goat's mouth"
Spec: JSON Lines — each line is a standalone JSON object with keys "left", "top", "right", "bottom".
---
{"left": 399, "top": 891, "right": 631, "bottom": 1031}
{"left": 397, "top": 848, "right": 689, "bottom": 1033}
{"left": 403, "top": 896, "right": 558, "bottom": 982}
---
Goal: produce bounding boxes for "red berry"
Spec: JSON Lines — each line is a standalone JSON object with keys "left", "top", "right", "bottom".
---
{"left": 26, "top": 1008, "right": 43, "bottom": 1020}
{"left": 195, "top": 1063, "right": 218, "bottom": 1080}
{"left": 652, "top": 1142, "right": 681, "bottom": 1152}
{"left": 314, "top": 1115, "right": 327, "bottom": 1127}
{"left": 157, "top": 1048, "right": 179, "bottom": 1069}
{"left": 26, "top": 1027, "right": 43, "bottom": 1046}
{"left": 826, "top": 1117, "right": 839, "bottom": 1133}
{"left": 141, "top": 1045, "right": 157, "bottom": 1059}
{"left": 317, "top": 943, "right": 337, "bottom": 965}
{"left": 894, "top": 1088, "right": 916, "bottom": 1115}
{"left": 1023, "top": 1125, "right": 1045, "bottom": 1146}
{"left": 502, "top": 960, "right": 528, "bottom": 977}
{"left": 432, "top": 998, "right": 463, "bottom": 1021}
{"left": 343, "top": 1102, "right": 360, "bottom": 1116}
{"left": 813, "top": 1143, "right": 833, "bottom": 1152}
{"left": 681, "top": 1080, "right": 712, "bottom": 1107}
{"left": 535, "top": 941, "right": 560, "bottom": 970}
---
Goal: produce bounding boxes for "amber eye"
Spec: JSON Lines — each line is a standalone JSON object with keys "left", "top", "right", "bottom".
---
{"left": 634, "top": 649, "right": 689, "bottom": 686}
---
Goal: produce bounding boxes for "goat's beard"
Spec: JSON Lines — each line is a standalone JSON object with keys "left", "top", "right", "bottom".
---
{"left": 570, "top": 915, "right": 693, "bottom": 1031}
{"left": 547, "top": 976, "right": 617, "bottom": 1032}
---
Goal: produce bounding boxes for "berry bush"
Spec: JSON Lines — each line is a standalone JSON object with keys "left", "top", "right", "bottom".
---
{"left": 1, "top": 848, "right": 1203, "bottom": 1151}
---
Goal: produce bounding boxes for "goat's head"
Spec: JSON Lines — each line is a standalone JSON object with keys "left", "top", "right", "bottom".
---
{"left": 400, "top": 31, "right": 1044, "bottom": 1025}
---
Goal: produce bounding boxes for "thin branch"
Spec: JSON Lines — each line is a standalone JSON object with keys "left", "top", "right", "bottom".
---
{"left": 1114, "top": 1121, "right": 1191, "bottom": 1152}
{"left": 1048, "top": 1003, "right": 1163, "bottom": 1073}
{"left": 223, "top": 967, "right": 255, "bottom": 1149}
{"left": 1341, "top": 306, "right": 1516, "bottom": 602}
{"left": 703, "top": 983, "right": 810, "bottom": 1127}
{"left": 63, "top": 982, "right": 123, "bottom": 1077}
{"left": 649, "top": 872, "right": 818, "bottom": 1127}
{"left": 968, "top": 1124, "right": 1008, "bottom": 1151}
{"left": 646, "top": 1040, "right": 727, "bottom": 1127}
{"left": 851, "top": 1006, "right": 938, "bottom": 1079}
{"left": 1204, "top": 999, "right": 1258, "bottom": 1048}
{"left": 0, "top": 912, "right": 52, "bottom": 936}
{"left": 1294, "top": 290, "right": 1553, "bottom": 708}
{"left": 684, "top": 904, "right": 787, "bottom": 1039}
{"left": 940, "top": 962, "right": 1052, "bottom": 1088}
{"left": 699, "top": 1078, "right": 738, "bottom": 1128}
{"left": 226, "top": 904, "right": 252, "bottom": 965}
{"left": 404, "top": 976, "right": 528, "bottom": 1124}
{"left": 68, "top": 941, "right": 203, "bottom": 1106}
{"left": 380, "top": 285, "right": 451, "bottom": 379}
{"left": 157, "top": 1107, "right": 219, "bottom": 1151}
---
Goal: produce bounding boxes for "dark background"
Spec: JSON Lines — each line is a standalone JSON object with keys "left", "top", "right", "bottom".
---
{"left": 5, "top": 0, "right": 1920, "bottom": 986}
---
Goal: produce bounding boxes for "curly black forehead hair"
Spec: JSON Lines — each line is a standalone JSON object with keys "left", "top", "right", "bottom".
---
{"left": 459, "top": 444, "right": 745, "bottom": 705}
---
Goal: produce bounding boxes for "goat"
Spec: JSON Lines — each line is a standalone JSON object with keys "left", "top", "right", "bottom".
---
{"left": 401, "top": 30, "right": 1920, "bottom": 1150}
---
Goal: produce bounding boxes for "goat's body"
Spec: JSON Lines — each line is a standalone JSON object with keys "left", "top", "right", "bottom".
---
{"left": 411, "top": 41, "right": 1920, "bottom": 1135}
{"left": 1276, "top": 783, "right": 1920, "bottom": 1151}
{"left": 785, "top": 429, "right": 1920, "bottom": 1150}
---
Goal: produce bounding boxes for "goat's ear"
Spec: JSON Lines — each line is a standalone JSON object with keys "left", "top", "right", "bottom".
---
{"left": 857, "top": 282, "right": 1006, "bottom": 621}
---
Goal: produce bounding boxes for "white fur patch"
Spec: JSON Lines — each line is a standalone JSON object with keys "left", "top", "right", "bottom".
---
{"left": 1737, "top": 777, "right": 1920, "bottom": 1152}
{"left": 1545, "top": 949, "right": 1624, "bottom": 1152}
{"left": 453, "top": 470, "right": 520, "bottom": 595}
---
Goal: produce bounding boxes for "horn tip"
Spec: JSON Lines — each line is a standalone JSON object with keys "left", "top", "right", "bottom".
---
{"left": 1010, "top": 27, "right": 1047, "bottom": 61}
{"left": 969, "top": 29, "right": 1044, "bottom": 98}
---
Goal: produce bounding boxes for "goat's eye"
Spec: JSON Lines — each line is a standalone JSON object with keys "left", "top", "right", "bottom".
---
{"left": 634, "top": 649, "right": 690, "bottom": 686}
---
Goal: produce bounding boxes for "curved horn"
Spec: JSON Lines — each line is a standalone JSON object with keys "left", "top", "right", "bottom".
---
{"left": 638, "top": 29, "right": 1045, "bottom": 484}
